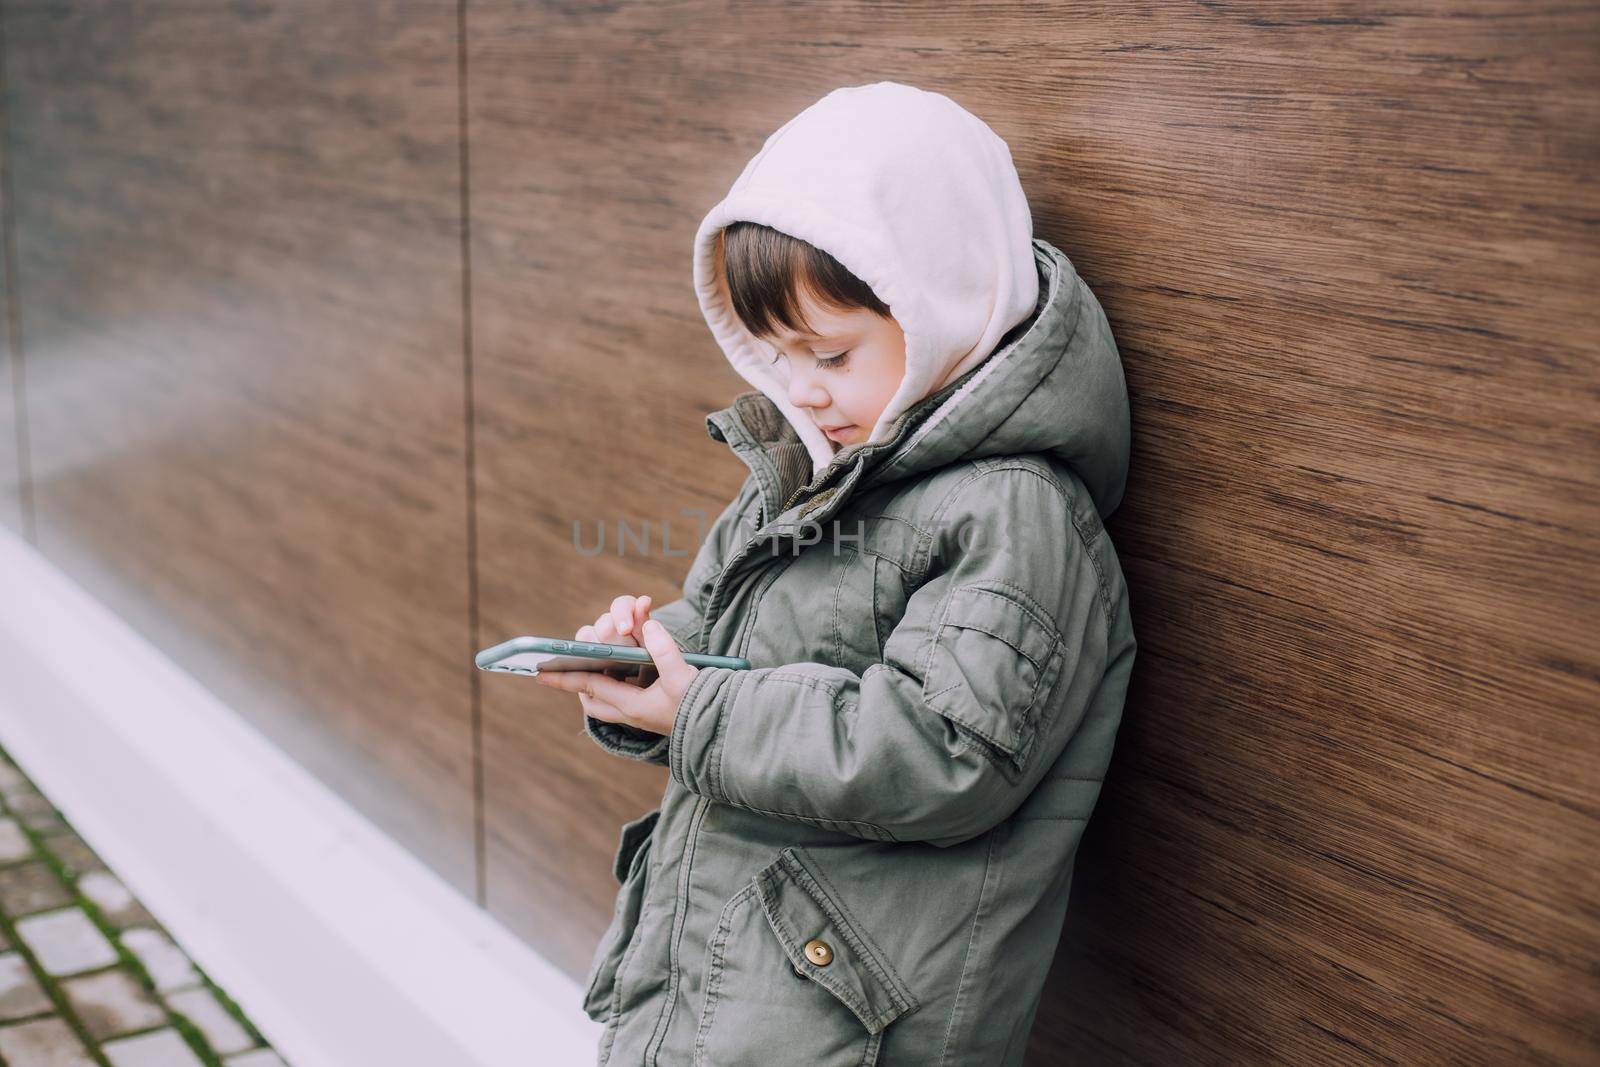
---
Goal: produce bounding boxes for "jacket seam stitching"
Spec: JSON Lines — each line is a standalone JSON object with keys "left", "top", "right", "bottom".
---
{"left": 941, "top": 461, "right": 1116, "bottom": 628}
{"left": 710, "top": 668, "right": 750, "bottom": 804}
{"left": 978, "top": 577, "right": 1063, "bottom": 645}
{"left": 691, "top": 883, "right": 758, "bottom": 1064}
{"left": 932, "top": 611, "right": 1048, "bottom": 671}
{"left": 926, "top": 691, "right": 1034, "bottom": 766}
{"left": 644, "top": 795, "right": 711, "bottom": 1064}
{"left": 849, "top": 512, "right": 936, "bottom": 573}
{"left": 597, "top": 835, "right": 658, "bottom": 1052}
{"left": 869, "top": 555, "right": 886, "bottom": 659}
{"left": 918, "top": 466, "right": 999, "bottom": 577}
{"left": 938, "top": 824, "right": 1005, "bottom": 1065}
{"left": 721, "top": 801, "right": 895, "bottom": 839}
{"left": 999, "top": 461, "right": 1117, "bottom": 627}
{"left": 761, "top": 670, "right": 848, "bottom": 700}
{"left": 672, "top": 668, "right": 717, "bottom": 795}
{"left": 831, "top": 549, "right": 852, "bottom": 666}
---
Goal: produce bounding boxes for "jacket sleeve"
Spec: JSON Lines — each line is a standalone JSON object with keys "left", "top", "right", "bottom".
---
{"left": 667, "top": 467, "right": 1115, "bottom": 847}
{"left": 581, "top": 474, "right": 759, "bottom": 765}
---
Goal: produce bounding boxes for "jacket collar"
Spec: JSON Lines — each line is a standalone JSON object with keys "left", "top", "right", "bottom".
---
{"left": 704, "top": 348, "right": 994, "bottom": 534}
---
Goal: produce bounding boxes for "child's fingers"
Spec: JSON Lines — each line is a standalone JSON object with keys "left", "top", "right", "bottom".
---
{"left": 584, "top": 670, "right": 646, "bottom": 706}
{"left": 639, "top": 618, "right": 697, "bottom": 690}
{"left": 595, "top": 608, "right": 643, "bottom": 648}
{"left": 594, "top": 596, "right": 654, "bottom": 647}
{"left": 613, "top": 593, "right": 652, "bottom": 639}
{"left": 611, "top": 594, "right": 638, "bottom": 637}
{"left": 536, "top": 665, "right": 603, "bottom": 693}
{"left": 539, "top": 667, "right": 646, "bottom": 724}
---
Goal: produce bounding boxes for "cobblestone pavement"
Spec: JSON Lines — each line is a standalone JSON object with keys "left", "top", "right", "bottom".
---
{"left": 0, "top": 744, "right": 292, "bottom": 1067}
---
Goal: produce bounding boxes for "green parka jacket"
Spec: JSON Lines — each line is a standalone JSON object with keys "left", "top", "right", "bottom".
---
{"left": 579, "top": 237, "right": 1135, "bottom": 1066}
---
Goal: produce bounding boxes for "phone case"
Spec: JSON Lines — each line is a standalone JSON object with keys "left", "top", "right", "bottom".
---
{"left": 474, "top": 635, "right": 751, "bottom": 676}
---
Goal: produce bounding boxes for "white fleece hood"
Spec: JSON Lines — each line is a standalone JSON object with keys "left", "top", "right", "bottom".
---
{"left": 692, "top": 81, "right": 1040, "bottom": 478}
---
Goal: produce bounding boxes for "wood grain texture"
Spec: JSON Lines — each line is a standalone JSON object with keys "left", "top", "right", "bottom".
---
{"left": 1, "top": 1, "right": 479, "bottom": 894}
{"left": 468, "top": 1, "right": 1598, "bottom": 1063}
{"left": 0, "top": 0, "right": 1591, "bottom": 1062}
{"left": 466, "top": 1, "right": 757, "bottom": 975}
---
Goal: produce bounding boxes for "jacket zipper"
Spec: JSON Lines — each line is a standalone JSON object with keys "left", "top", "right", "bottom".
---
{"left": 702, "top": 405, "right": 923, "bottom": 648}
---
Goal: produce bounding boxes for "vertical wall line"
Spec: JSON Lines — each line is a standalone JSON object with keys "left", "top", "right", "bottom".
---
{"left": 0, "top": 0, "right": 36, "bottom": 546}
{"left": 455, "top": 0, "right": 487, "bottom": 909}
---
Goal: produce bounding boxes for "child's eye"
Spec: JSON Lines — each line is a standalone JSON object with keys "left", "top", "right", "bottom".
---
{"left": 767, "top": 348, "right": 850, "bottom": 370}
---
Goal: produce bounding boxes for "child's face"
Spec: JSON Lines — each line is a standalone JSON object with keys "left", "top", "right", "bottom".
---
{"left": 760, "top": 289, "right": 907, "bottom": 453}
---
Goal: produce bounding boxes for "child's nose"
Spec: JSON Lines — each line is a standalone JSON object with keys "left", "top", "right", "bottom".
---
{"left": 786, "top": 369, "right": 829, "bottom": 409}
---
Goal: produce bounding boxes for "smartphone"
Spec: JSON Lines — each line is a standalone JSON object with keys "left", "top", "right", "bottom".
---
{"left": 475, "top": 636, "right": 751, "bottom": 680}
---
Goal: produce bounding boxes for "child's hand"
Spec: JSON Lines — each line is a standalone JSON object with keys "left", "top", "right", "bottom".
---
{"left": 584, "top": 594, "right": 652, "bottom": 653}
{"left": 535, "top": 594, "right": 699, "bottom": 738}
{"left": 575, "top": 594, "right": 661, "bottom": 684}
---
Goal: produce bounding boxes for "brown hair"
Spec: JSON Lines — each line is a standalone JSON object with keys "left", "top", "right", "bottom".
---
{"left": 717, "top": 221, "right": 891, "bottom": 340}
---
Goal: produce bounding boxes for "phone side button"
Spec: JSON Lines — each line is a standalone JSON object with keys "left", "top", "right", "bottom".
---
{"left": 551, "top": 641, "right": 570, "bottom": 652}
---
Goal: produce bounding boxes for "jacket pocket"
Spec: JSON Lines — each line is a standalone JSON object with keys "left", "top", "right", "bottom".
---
{"left": 692, "top": 845, "right": 919, "bottom": 1066}
{"left": 921, "top": 581, "right": 1065, "bottom": 781}
{"left": 582, "top": 808, "right": 660, "bottom": 1022}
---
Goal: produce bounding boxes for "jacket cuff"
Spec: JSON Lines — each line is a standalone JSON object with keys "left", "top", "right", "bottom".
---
{"left": 668, "top": 666, "right": 734, "bottom": 799}
{"left": 583, "top": 714, "right": 670, "bottom": 765}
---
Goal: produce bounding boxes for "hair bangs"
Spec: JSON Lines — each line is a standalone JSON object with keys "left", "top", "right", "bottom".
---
{"left": 717, "top": 221, "right": 890, "bottom": 342}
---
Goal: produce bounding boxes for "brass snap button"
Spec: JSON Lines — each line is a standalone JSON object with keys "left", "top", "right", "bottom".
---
{"left": 804, "top": 938, "right": 833, "bottom": 966}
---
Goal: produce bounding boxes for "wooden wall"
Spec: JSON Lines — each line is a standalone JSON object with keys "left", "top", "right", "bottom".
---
{"left": 2, "top": 2, "right": 481, "bottom": 895}
{"left": 1, "top": 2, "right": 1594, "bottom": 1064}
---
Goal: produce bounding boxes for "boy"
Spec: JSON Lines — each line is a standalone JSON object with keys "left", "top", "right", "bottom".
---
{"left": 537, "top": 80, "right": 1135, "bottom": 1066}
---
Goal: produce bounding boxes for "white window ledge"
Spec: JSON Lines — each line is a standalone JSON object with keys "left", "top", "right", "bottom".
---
{"left": 0, "top": 526, "right": 601, "bottom": 1067}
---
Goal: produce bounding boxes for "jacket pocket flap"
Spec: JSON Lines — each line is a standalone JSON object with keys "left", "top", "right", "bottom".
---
{"left": 752, "top": 846, "right": 920, "bottom": 1034}
{"left": 922, "top": 581, "right": 1065, "bottom": 775}
{"left": 613, "top": 808, "right": 661, "bottom": 884}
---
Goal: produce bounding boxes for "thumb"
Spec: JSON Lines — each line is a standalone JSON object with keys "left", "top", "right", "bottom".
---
{"left": 640, "top": 618, "right": 695, "bottom": 684}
